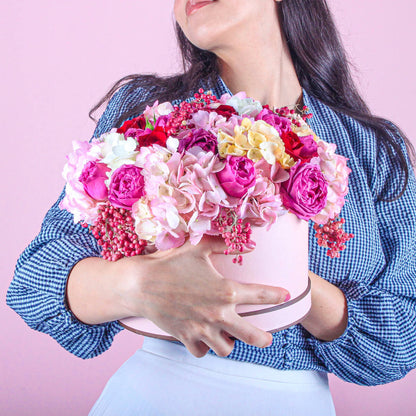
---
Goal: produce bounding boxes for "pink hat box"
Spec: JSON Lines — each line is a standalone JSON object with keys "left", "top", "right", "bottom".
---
{"left": 119, "top": 212, "right": 311, "bottom": 340}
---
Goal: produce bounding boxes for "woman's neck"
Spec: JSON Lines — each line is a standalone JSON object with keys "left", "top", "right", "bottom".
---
{"left": 215, "top": 25, "right": 302, "bottom": 110}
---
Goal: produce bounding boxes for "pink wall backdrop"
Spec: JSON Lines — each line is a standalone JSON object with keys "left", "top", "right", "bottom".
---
{"left": 1, "top": 1, "right": 415, "bottom": 415}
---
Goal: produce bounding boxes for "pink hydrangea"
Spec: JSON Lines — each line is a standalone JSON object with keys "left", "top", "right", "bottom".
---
{"left": 312, "top": 141, "right": 351, "bottom": 224}
{"left": 59, "top": 140, "right": 103, "bottom": 224}
{"left": 240, "top": 175, "right": 286, "bottom": 230}
{"left": 133, "top": 145, "right": 230, "bottom": 248}
{"left": 189, "top": 110, "right": 227, "bottom": 134}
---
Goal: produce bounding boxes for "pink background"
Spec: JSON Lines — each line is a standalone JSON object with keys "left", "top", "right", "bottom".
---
{"left": 1, "top": 1, "right": 415, "bottom": 414}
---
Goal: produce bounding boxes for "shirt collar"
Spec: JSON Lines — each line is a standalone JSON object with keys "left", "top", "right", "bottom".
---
{"left": 215, "top": 73, "right": 314, "bottom": 121}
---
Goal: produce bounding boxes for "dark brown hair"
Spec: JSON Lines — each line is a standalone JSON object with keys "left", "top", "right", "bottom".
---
{"left": 90, "top": 0, "right": 415, "bottom": 202}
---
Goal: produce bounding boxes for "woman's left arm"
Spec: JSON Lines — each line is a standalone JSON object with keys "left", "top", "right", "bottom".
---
{"left": 300, "top": 132, "right": 416, "bottom": 386}
{"left": 301, "top": 271, "right": 348, "bottom": 341}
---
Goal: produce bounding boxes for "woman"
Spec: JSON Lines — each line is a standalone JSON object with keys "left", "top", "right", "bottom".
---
{"left": 6, "top": 0, "right": 416, "bottom": 414}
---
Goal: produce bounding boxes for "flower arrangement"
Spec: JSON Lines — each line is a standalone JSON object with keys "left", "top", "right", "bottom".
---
{"left": 60, "top": 89, "right": 353, "bottom": 263}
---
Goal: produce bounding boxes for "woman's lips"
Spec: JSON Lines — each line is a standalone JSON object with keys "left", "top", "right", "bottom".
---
{"left": 186, "top": 1, "right": 215, "bottom": 17}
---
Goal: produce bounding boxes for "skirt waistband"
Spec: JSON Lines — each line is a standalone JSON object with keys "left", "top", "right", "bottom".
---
{"left": 140, "top": 336, "right": 328, "bottom": 385}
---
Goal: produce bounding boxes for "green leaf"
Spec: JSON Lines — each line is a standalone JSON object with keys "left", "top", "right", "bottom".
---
{"left": 145, "top": 117, "right": 154, "bottom": 130}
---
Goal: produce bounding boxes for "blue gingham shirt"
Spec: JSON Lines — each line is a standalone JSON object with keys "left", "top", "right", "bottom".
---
{"left": 6, "top": 74, "right": 416, "bottom": 386}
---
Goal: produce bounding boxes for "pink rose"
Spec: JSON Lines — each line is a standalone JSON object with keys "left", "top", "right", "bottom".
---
{"left": 280, "top": 162, "right": 328, "bottom": 220}
{"left": 79, "top": 161, "right": 110, "bottom": 201}
{"left": 109, "top": 165, "right": 145, "bottom": 209}
{"left": 217, "top": 156, "right": 256, "bottom": 198}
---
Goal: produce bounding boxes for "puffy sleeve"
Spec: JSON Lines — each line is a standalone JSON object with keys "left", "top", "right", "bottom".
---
{"left": 309, "top": 132, "right": 416, "bottom": 385}
{"left": 6, "top": 85, "right": 146, "bottom": 359}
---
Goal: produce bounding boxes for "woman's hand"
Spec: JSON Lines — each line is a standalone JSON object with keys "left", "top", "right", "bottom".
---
{"left": 117, "top": 236, "right": 289, "bottom": 358}
{"left": 67, "top": 236, "right": 289, "bottom": 358}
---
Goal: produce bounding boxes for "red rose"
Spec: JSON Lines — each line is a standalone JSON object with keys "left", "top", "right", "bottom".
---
{"left": 205, "top": 104, "right": 238, "bottom": 120}
{"left": 117, "top": 116, "right": 146, "bottom": 134}
{"left": 280, "top": 131, "right": 318, "bottom": 164}
{"left": 137, "top": 126, "right": 168, "bottom": 148}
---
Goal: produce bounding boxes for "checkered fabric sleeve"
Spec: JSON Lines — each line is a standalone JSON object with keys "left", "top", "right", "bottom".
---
{"left": 308, "top": 129, "right": 416, "bottom": 385}
{"left": 6, "top": 85, "right": 146, "bottom": 359}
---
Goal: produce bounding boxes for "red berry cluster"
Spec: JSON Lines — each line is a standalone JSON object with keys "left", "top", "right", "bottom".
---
{"left": 274, "top": 105, "right": 313, "bottom": 128}
{"left": 213, "top": 210, "right": 255, "bottom": 265}
{"left": 313, "top": 216, "right": 354, "bottom": 259}
{"left": 82, "top": 202, "right": 147, "bottom": 261}
{"left": 165, "top": 88, "right": 220, "bottom": 136}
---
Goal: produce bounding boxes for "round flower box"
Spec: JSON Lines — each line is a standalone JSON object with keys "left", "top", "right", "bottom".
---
{"left": 119, "top": 212, "right": 311, "bottom": 340}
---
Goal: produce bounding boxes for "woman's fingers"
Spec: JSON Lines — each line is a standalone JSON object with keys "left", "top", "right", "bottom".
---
{"left": 233, "top": 281, "right": 290, "bottom": 305}
{"left": 185, "top": 339, "right": 211, "bottom": 358}
{"left": 185, "top": 329, "right": 236, "bottom": 358}
{"left": 222, "top": 314, "right": 273, "bottom": 349}
{"left": 188, "top": 315, "right": 272, "bottom": 355}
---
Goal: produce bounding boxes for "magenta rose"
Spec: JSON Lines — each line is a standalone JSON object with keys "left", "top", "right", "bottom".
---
{"left": 217, "top": 156, "right": 256, "bottom": 198}
{"left": 298, "top": 135, "right": 319, "bottom": 160}
{"left": 255, "top": 108, "right": 291, "bottom": 134}
{"left": 177, "top": 128, "right": 218, "bottom": 154}
{"left": 108, "top": 165, "right": 145, "bottom": 209}
{"left": 280, "top": 162, "right": 327, "bottom": 220}
{"left": 79, "top": 161, "right": 110, "bottom": 201}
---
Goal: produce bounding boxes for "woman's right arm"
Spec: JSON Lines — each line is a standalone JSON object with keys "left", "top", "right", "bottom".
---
{"left": 67, "top": 237, "right": 289, "bottom": 358}
{"left": 6, "top": 192, "right": 123, "bottom": 359}
{"left": 6, "top": 85, "right": 143, "bottom": 359}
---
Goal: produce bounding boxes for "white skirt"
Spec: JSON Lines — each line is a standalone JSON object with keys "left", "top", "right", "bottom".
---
{"left": 89, "top": 337, "right": 336, "bottom": 416}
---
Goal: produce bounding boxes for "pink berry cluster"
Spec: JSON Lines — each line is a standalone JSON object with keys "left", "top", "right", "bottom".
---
{"left": 82, "top": 202, "right": 147, "bottom": 261}
{"left": 313, "top": 216, "right": 354, "bottom": 259}
{"left": 165, "top": 88, "right": 219, "bottom": 136}
{"left": 213, "top": 210, "right": 255, "bottom": 265}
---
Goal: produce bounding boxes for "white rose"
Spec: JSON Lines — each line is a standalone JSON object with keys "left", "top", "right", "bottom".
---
{"left": 100, "top": 132, "right": 139, "bottom": 172}
{"left": 226, "top": 93, "right": 263, "bottom": 117}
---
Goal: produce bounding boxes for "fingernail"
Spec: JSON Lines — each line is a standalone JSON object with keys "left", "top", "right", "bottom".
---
{"left": 284, "top": 292, "right": 291, "bottom": 302}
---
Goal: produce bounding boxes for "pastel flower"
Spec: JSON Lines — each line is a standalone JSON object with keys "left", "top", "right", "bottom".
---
{"left": 100, "top": 132, "right": 139, "bottom": 172}
{"left": 189, "top": 110, "right": 227, "bottom": 134}
{"left": 225, "top": 92, "right": 263, "bottom": 117}
{"left": 218, "top": 118, "right": 295, "bottom": 168}
{"left": 59, "top": 140, "right": 103, "bottom": 224}
{"left": 311, "top": 140, "right": 351, "bottom": 224}
{"left": 150, "top": 197, "right": 187, "bottom": 250}
{"left": 240, "top": 175, "right": 286, "bottom": 229}
{"left": 291, "top": 121, "right": 319, "bottom": 142}
{"left": 132, "top": 198, "right": 161, "bottom": 243}
{"left": 142, "top": 100, "right": 174, "bottom": 120}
